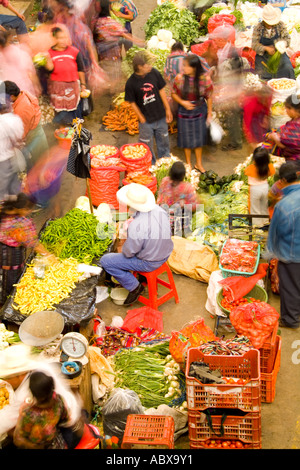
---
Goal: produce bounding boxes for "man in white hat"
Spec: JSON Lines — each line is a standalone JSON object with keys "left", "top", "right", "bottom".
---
{"left": 100, "top": 183, "right": 174, "bottom": 305}
{"left": 252, "top": 4, "right": 294, "bottom": 80}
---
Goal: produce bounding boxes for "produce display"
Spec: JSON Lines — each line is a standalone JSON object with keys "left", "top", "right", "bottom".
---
{"left": 124, "top": 173, "right": 155, "bottom": 184}
{"left": 121, "top": 144, "right": 148, "bottom": 159}
{"left": 13, "top": 257, "right": 81, "bottom": 315}
{"left": 40, "top": 208, "right": 115, "bottom": 265}
{"left": 197, "top": 170, "right": 240, "bottom": 196}
{"left": 0, "top": 386, "right": 10, "bottom": 410}
{"left": 102, "top": 101, "right": 139, "bottom": 135}
{"left": 113, "top": 341, "right": 186, "bottom": 409}
{"left": 121, "top": 46, "right": 169, "bottom": 78}
{"left": 0, "top": 324, "right": 20, "bottom": 350}
{"left": 144, "top": 1, "right": 200, "bottom": 46}
{"left": 268, "top": 78, "right": 296, "bottom": 90}
{"left": 54, "top": 127, "right": 75, "bottom": 140}
{"left": 220, "top": 239, "right": 259, "bottom": 274}
{"left": 221, "top": 296, "right": 262, "bottom": 313}
{"left": 90, "top": 145, "right": 119, "bottom": 158}
{"left": 91, "top": 156, "right": 121, "bottom": 168}
{"left": 203, "top": 439, "right": 246, "bottom": 449}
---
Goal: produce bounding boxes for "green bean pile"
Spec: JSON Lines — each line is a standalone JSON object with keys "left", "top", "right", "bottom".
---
{"left": 40, "top": 208, "right": 115, "bottom": 265}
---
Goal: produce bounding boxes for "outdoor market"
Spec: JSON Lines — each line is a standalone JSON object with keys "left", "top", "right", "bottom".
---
{"left": 0, "top": 0, "right": 299, "bottom": 453}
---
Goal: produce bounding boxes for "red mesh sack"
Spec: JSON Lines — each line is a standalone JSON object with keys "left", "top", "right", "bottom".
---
{"left": 122, "top": 306, "right": 164, "bottom": 333}
{"left": 120, "top": 143, "right": 152, "bottom": 175}
{"left": 230, "top": 301, "right": 279, "bottom": 349}
{"left": 88, "top": 165, "right": 124, "bottom": 208}
{"left": 290, "top": 51, "right": 300, "bottom": 68}
{"left": 207, "top": 14, "right": 236, "bottom": 34}
{"left": 219, "top": 263, "right": 269, "bottom": 302}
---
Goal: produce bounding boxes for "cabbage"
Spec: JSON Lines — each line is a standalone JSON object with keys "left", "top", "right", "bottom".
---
{"left": 147, "top": 35, "right": 159, "bottom": 49}
{"left": 75, "top": 196, "right": 91, "bottom": 213}
{"left": 158, "top": 41, "right": 168, "bottom": 50}
{"left": 157, "top": 29, "right": 173, "bottom": 43}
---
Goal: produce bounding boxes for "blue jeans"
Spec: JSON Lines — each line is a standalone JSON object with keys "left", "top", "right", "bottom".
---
{"left": 100, "top": 253, "right": 169, "bottom": 291}
{"left": 0, "top": 14, "right": 28, "bottom": 35}
{"left": 139, "top": 118, "right": 170, "bottom": 164}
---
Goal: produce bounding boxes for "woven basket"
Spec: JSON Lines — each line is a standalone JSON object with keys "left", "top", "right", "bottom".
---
{"left": 217, "top": 284, "right": 268, "bottom": 316}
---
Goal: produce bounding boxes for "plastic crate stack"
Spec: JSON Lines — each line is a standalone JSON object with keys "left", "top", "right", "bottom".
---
{"left": 259, "top": 322, "right": 281, "bottom": 403}
{"left": 121, "top": 415, "right": 175, "bottom": 449}
{"left": 185, "top": 348, "right": 262, "bottom": 449}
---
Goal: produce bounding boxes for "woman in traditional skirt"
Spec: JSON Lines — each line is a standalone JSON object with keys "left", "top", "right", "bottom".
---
{"left": 171, "top": 54, "right": 213, "bottom": 172}
{"left": 0, "top": 194, "right": 55, "bottom": 306}
{"left": 44, "top": 26, "right": 86, "bottom": 126}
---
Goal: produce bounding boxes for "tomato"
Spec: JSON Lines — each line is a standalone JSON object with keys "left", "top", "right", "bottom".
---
{"left": 230, "top": 444, "right": 236, "bottom": 448}
{"left": 222, "top": 442, "right": 229, "bottom": 448}
{"left": 235, "top": 441, "right": 244, "bottom": 448}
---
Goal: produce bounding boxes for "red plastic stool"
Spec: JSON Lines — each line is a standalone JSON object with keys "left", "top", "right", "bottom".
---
{"left": 134, "top": 262, "right": 179, "bottom": 310}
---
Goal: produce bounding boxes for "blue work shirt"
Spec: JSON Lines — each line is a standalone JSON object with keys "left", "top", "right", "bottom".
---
{"left": 267, "top": 184, "right": 300, "bottom": 262}
{"left": 122, "top": 205, "right": 174, "bottom": 262}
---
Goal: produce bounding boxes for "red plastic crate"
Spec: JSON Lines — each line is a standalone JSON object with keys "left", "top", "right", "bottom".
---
{"left": 185, "top": 348, "right": 261, "bottom": 413}
{"left": 259, "top": 321, "right": 279, "bottom": 374}
{"left": 188, "top": 410, "right": 261, "bottom": 449}
{"left": 121, "top": 415, "right": 175, "bottom": 449}
{"left": 261, "top": 335, "right": 281, "bottom": 403}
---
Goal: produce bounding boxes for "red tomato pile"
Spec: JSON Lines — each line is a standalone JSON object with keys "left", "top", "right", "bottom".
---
{"left": 221, "top": 297, "right": 261, "bottom": 312}
{"left": 220, "top": 240, "right": 259, "bottom": 273}
{"left": 204, "top": 439, "right": 245, "bottom": 449}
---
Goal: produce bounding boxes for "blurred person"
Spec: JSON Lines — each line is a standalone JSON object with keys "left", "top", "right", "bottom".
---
{"left": 190, "top": 24, "right": 236, "bottom": 68}
{"left": 125, "top": 51, "right": 173, "bottom": 164}
{"left": 242, "top": 82, "right": 273, "bottom": 150}
{"left": 157, "top": 160, "right": 199, "bottom": 235}
{"left": 265, "top": 94, "right": 300, "bottom": 169}
{"left": 215, "top": 47, "right": 249, "bottom": 151}
{"left": 101, "top": 183, "right": 173, "bottom": 305}
{"left": 267, "top": 162, "right": 300, "bottom": 329}
{"left": 0, "top": 30, "right": 40, "bottom": 96}
{"left": 171, "top": 54, "right": 213, "bottom": 172}
{"left": 0, "top": 0, "right": 28, "bottom": 43}
{"left": 252, "top": 4, "right": 294, "bottom": 80}
{"left": 92, "top": 0, "right": 144, "bottom": 93}
{"left": 44, "top": 27, "right": 86, "bottom": 126}
{"left": 244, "top": 146, "right": 275, "bottom": 226}
{"left": 110, "top": 0, "right": 138, "bottom": 51}
{"left": 0, "top": 194, "right": 55, "bottom": 305}
{"left": 13, "top": 371, "right": 71, "bottom": 449}
{"left": 0, "top": 100, "right": 24, "bottom": 201}
{"left": 4, "top": 80, "right": 49, "bottom": 169}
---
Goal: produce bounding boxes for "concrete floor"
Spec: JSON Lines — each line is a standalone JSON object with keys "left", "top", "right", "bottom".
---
{"left": 24, "top": 0, "right": 300, "bottom": 450}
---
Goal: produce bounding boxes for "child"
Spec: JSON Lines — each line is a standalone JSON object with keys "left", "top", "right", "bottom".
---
{"left": 244, "top": 146, "right": 275, "bottom": 226}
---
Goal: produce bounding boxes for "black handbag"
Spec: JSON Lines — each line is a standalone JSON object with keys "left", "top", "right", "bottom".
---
{"left": 82, "top": 94, "right": 94, "bottom": 117}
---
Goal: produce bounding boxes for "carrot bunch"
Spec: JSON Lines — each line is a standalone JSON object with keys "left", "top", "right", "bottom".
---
{"left": 102, "top": 101, "right": 139, "bottom": 135}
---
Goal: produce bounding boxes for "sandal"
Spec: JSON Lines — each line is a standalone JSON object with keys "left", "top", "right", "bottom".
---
{"left": 194, "top": 166, "right": 205, "bottom": 173}
{"left": 221, "top": 143, "right": 242, "bottom": 151}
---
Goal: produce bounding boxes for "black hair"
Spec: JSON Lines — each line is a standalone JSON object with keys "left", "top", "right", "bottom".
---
{"left": 51, "top": 26, "right": 63, "bottom": 37}
{"left": 279, "top": 161, "right": 299, "bottom": 183}
{"left": 171, "top": 41, "right": 184, "bottom": 53}
{"left": 98, "top": 0, "right": 110, "bottom": 17}
{"left": 182, "top": 54, "right": 204, "bottom": 101}
{"left": 4, "top": 80, "right": 20, "bottom": 97}
{"left": 132, "top": 51, "right": 149, "bottom": 73}
{"left": 252, "top": 146, "right": 270, "bottom": 179}
{"left": 0, "top": 193, "right": 35, "bottom": 220}
{"left": 0, "top": 30, "right": 8, "bottom": 48}
{"left": 169, "top": 161, "right": 186, "bottom": 185}
{"left": 38, "top": 7, "right": 55, "bottom": 23}
{"left": 285, "top": 94, "right": 300, "bottom": 113}
{"left": 29, "top": 371, "right": 55, "bottom": 404}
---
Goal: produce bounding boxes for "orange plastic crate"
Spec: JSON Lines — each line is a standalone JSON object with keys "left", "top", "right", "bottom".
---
{"left": 121, "top": 415, "right": 175, "bottom": 449}
{"left": 261, "top": 335, "right": 281, "bottom": 403}
{"left": 259, "top": 321, "right": 279, "bottom": 374}
{"left": 188, "top": 410, "right": 261, "bottom": 449}
{"left": 185, "top": 348, "right": 261, "bottom": 413}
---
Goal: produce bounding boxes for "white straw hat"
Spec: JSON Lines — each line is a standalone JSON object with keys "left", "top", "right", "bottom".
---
{"left": 262, "top": 4, "right": 281, "bottom": 26}
{"left": 117, "top": 183, "right": 156, "bottom": 213}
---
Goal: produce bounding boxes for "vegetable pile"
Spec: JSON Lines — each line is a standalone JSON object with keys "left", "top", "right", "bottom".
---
{"left": 0, "top": 323, "right": 20, "bottom": 350}
{"left": 90, "top": 145, "right": 119, "bottom": 158}
{"left": 144, "top": 1, "right": 200, "bottom": 47}
{"left": 40, "top": 208, "right": 115, "bottom": 265}
{"left": 122, "top": 144, "right": 148, "bottom": 159}
{"left": 113, "top": 341, "right": 186, "bottom": 409}
{"left": 197, "top": 170, "right": 240, "bottom": 196}
{"left": 121, "top": 46, "right": 169, "bottom": 77}
{"left": 102, "top": 101, "right": 139, "bottom": 135}
{"left": 13, "top": 257, "right": 81, "bottom": 315}
{"left": 0, "top": 386, "right": 10, "bottom": 410}
{"left": 221, "top": 296, "right": 262, "bottom": 313}
{"left": 220, "top": 239, "right": 259, "bottom": 274}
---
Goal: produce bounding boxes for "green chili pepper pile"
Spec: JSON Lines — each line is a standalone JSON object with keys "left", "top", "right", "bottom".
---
{"left": 40, "top": 208, "right": 115, "bottom": 265}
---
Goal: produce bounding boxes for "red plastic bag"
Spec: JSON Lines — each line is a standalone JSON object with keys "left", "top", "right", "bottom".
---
{"left": 207, "top": 14, "right": 236, "bottom": 34}
{"left": 88, "top": 166, "right": 124, "bottom": 208}
{"left": 169, "top": 318, "right": 217, "bottom": 364}
{"left": 122, "top": 306, "right": 164, "bottom": 333}
{"left": 230, "top": 302, "right": 279, "bottom": 349}
{"left": 120, "top": 143, "right": 152, "bottom": 176}
{"left": 219, "top": 263, "right": 269, "bottom": 302}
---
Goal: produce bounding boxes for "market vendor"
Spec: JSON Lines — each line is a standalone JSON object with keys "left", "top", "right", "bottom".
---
{"left": 251, "top": 4, "right": 294, "bottom": 80}
{"left": 267, "top": 162, "right": 300, "bottom": 329}
{"left": 100, "top": 183, "right": 174, "bottom": 306}
{"left": 0, "top": 193, "right": 56, "bottom": 306}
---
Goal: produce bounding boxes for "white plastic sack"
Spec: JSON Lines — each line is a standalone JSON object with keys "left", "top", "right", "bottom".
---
{"left": 209, "top": 120, "right": 224, "bottom": 144}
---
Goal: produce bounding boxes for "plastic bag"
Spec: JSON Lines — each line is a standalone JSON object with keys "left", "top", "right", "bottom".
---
{"left": 208, "top": 120, "right": 224, "bottom": 144}
{"left": 229, "top": 301, "right": 279, "bottom": 349}
{"left": 88, "top": 167, "right": 124, "bottom": 208}
{"left": 219, "top": 263, "right": 269, "bottom": 302}
{"left": 169, "top": 318, "right": 217, "bottom": 365}
{"left": 81, "top": 94, "right": 94, "bottom": 117}
{"left": 207, "top": 14, "right": 236, "bottom": 34}
{"left": 102, "top": 388, "right": 144, "bottom": 441}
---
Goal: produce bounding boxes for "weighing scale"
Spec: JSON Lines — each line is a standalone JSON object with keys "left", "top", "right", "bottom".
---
{"left": 60, "top": 332, "right": 89, "bottom": 365}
